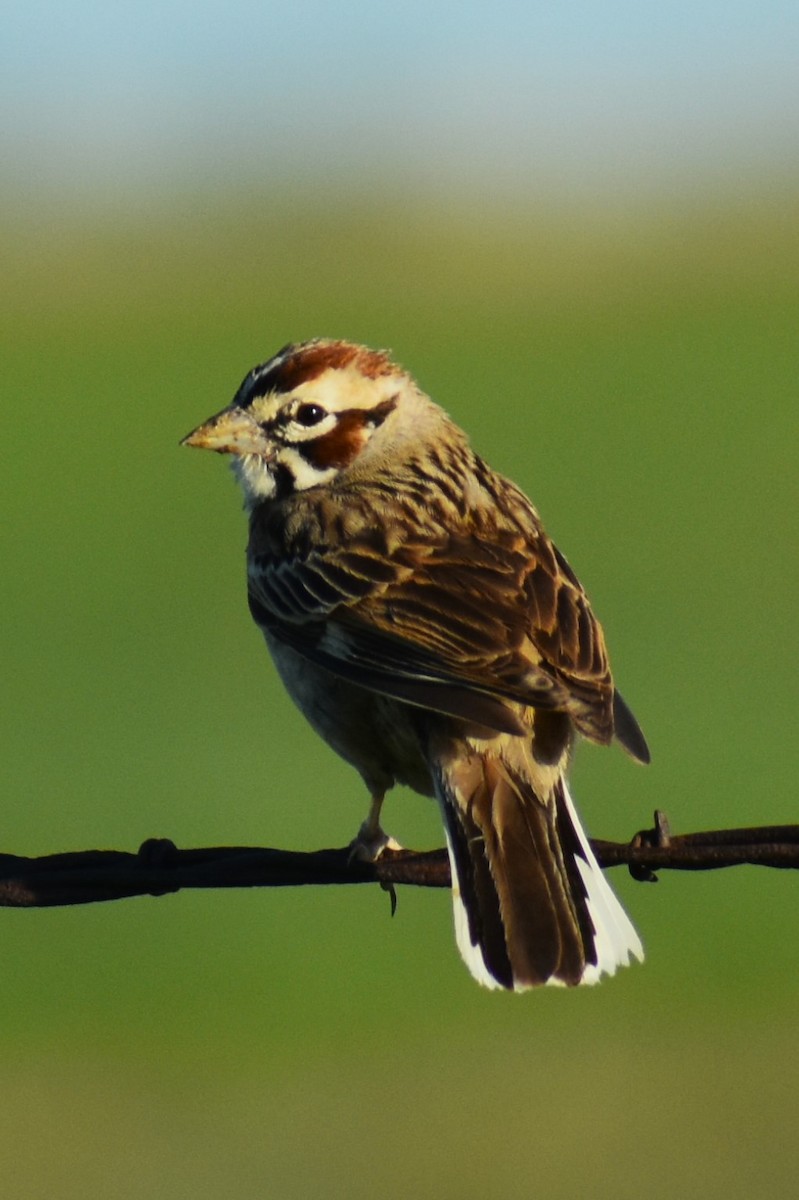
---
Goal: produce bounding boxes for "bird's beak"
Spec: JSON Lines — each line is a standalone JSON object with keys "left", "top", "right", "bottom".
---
{"left": 180, "top": 407, "right": 267, "bottom": 458}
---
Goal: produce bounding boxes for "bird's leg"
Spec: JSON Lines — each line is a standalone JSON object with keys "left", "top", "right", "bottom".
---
{"left": 348, "top": 792, "right": 403, "bottom": 863}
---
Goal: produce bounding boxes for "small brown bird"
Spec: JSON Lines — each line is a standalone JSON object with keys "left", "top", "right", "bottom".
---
{"left": 183, "top": 339, "right": 649, "bottom": 990}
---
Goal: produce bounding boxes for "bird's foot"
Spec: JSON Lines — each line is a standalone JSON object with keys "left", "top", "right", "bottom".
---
{"left": 348, "top": 820, "right": 403, "bottom": 864}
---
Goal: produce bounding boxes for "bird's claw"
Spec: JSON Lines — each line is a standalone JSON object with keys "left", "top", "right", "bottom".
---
{"left": 348, "top": 822, "right": 403, "bottom": 864}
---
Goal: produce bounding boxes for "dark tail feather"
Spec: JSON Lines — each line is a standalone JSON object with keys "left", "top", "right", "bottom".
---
{"left": 613, "top": 690, "right": 651, "bottom": 764}
{"left": 437, "top": 754, "right": 643, "bottom": 990}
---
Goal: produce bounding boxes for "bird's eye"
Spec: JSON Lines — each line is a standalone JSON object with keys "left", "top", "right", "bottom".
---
{"left": 295, "top": 403, "right": 326, "bottom": 428}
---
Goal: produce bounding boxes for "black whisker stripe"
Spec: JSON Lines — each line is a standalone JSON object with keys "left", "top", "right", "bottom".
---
{"left": 271, "top": 462, "right": 297, "bottom": 501}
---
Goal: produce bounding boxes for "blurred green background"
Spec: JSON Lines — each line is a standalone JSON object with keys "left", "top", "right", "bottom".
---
{"left": 3, "top": 4, "right": 799, "bottom": 1198}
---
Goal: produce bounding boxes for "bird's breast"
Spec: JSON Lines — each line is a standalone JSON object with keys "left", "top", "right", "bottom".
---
{"left": 262, "top": 632, "right": 435, "bottom": 799}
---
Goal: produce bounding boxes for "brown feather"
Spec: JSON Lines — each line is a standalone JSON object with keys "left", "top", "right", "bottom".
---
{"left": 251, "top": 340, "right": 398, "bottom": 396}
{"left": 436, "top": 739, "right": 591, "bottom": 987}
{"left": 248, "top": 478, "right": 620, "bottom": 745}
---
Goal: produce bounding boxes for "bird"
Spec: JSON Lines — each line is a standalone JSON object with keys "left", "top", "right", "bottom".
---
{"left": 182, "top": 338, "right": 649, "bottom": 990}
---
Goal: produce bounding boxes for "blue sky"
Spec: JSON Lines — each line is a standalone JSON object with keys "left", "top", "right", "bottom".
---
{"left": 3, "top": 1, "right": 797, "bottom": 201}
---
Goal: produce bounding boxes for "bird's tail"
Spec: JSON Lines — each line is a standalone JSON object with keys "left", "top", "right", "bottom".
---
{"left": 434, "top": 746, "right": 643, "bottom": 990}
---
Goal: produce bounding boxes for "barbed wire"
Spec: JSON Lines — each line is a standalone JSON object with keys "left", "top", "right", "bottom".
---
{"left": 2, "top": 811, "right": 798, "bottom": 909}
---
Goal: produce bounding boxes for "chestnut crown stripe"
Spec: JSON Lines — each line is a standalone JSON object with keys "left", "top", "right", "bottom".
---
{"left": 235, "top": 339, "right": 399, "bottom": 406}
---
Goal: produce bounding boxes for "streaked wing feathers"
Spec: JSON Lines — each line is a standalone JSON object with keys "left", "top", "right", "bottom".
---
{"left": 249, "top": 590, "right": 528, "bottom": 735}
{"left": 249, "top": 516, "right": 618, "bottom": 745}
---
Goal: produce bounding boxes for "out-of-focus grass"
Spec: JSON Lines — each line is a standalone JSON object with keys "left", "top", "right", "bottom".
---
{"left": 2, "top": 1025, "right": 797, "bottom": 1200}
{"left": 1, "top": 186, "right": 797, "bottom": 1198}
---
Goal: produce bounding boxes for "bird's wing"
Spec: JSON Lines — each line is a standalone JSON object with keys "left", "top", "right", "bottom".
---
{"left": 247, "top": 511, "right": 648, "bottom": 756}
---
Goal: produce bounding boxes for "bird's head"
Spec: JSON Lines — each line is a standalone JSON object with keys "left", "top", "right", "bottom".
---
{"left": 182, "top": 339, "right": 438, "bottom": 507}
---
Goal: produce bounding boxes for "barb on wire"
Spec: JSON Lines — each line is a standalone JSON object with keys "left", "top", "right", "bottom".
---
{"left": 1, "top": 812, "right": 799, "bottom": 909}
